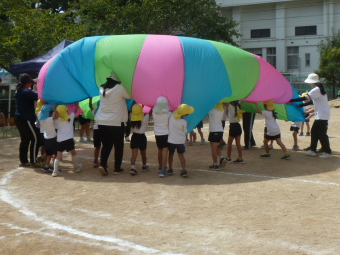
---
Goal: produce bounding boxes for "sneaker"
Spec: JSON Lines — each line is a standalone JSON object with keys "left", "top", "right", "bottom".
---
{"left": 209, "top": 164, "right": 220, "bottom": 171}
{"left": 125, "top": 136, "right": 130, "bottom": 142}
{"left": 281, "top": 154, "right": 291, "bottom": 160}
{"left": 299, "top": 132, "right": 304, "bottom": 136}
{"left": 200, "top": 139, "right": 206, "bottom": 145}
{"left": 93, "top": 162, "right": 100, "bottom": 168}
{"left": 113, "top": 168, "right": 124, "bottom": 175}
{"left": 86, "top": 137, "right": 93, "bottom": 143}
{"left": 130, "top": 169, "right": 138, "bottom": 175}
{"left": 219, "top": 158, "right": 227, "bottom": 168}
{"left": 188, "top": 141, "right": 193, "bottom": 146}
{"left": 233, "top": 159, "right": 244, "bottom": 164}
{"left": 319, "top": 153, "right": 333, "bottom": 158}
{"left": 226, "top": 157, "right": 233, "bottom": 163}
{"left": 292, "top": 145, "right": 300, "bottom": 151}
{"left": 79, "top": 137, "right": 86, "bottom": 143}
{"left": 304, "top": 150, "right": 317, "bottom": 157}
{"left": 52, "top": 169, "right": 62, "bottom": 177}
{"left": 98, "top": 166, "right": 108, "bottom": 176}
{"left": 180, "top": 169, "right": 188, "bottom": 178}
{"left": 36, "top": 156, "right": 45, "bottom": 167}
{"left": 73, "top": 163, "right": 83, "bottom": 173}
{"left": 260, "top": 153, "right": 271, "bottom": 158}
{"left": 158, "top": 166, "right": 162, "bottom": 173}
{"left": 41, "top": 165, "right": 53, "bottom": 173}
{"left": 159, "top": 169, "right": 168, "bottom": 178}
{"left": 306, "top": 132, "right": 311, "bottom": 136}
{"left": 167, "top": 169, "right": 173, "bottom": 175}
{"left": 142, "top": 165, "right": 149, "bottom": 172}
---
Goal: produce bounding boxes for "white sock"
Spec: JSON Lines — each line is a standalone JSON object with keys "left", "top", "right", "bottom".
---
{"left": 54, "top": 159, "right": 60, "bottom": 172}
{"left": 131, "top": 164, "right": 136, "bottom": 169}
{"left": 72, "top": 155, "right": 79, "bottom": 168}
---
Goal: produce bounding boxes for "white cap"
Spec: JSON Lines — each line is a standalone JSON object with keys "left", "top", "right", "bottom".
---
{"left": 304, "top": 73, "right": 320, "bottom": 84}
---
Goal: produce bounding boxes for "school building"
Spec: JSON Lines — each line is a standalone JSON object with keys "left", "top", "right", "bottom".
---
{"left": 219, "top": 0, "right": 340, "bottom": 81}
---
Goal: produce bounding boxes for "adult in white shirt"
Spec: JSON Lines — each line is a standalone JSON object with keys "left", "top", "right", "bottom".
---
{"left": 95, "top": 72, "right": 132, "bottom": 175}
{"left": 290, "top": 73, "right": 332, "bottom": 158}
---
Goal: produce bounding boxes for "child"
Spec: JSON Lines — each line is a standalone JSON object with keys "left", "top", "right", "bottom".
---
{"left": 226, "top": 101, "right": 244, "bottom": 163}
{"left": 188, "top": 120, "right": 206, "bottom": 145}
{"left": 299, "top": 93, "right": 311, "bottom": 136}
{"left": 208, "top": 101, "right": 227, "bottom": 170}
{"left": 129, "top": 104, "right": 150, "bottom": 176}
{"left": 53, "top": 103, "right": 82, "bottom": 177}
{"left": 153, "top": 96, "right": 171, "bottom": 174}
{"left": 254, "top": 101, "right": 291, "bottom": 160}
{"left": 166, "top": 104, "right": 194, "bottom": 178}
{"left": 291, "top": 121, "right": 302, "bottom": 150}
{"left": 38, "top": 104, "right": 57, "bottom": 172}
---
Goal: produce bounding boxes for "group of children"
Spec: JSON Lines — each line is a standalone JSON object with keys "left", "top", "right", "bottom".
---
{"left": 35, "top": 95, "right": 311, "bottom": 179}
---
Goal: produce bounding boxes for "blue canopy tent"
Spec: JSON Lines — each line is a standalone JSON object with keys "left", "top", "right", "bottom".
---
{"left": 9, "top": 39, "right": 73, "bottom": 76}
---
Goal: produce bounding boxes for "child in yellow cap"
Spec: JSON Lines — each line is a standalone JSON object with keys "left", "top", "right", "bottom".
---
{"left": 165, "top": 104, "right": 194, "bottom": 178}
{"left": 129, "top": 104, "right": 150, "bottom": 175}
{"left": 52, "top": 103, "right": 82, "bottom": 176}
{"left": 254, "top": 101, "right": 291, "bottom": 160}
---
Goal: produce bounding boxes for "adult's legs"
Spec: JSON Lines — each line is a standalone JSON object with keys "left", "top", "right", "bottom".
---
{"left": 112, "top": 125, "right": 125, "bottom": 170}
{"left": 98, "top": 125, "right": 115, "bottom": 168}
{"left": 317, "top": 120, "right": 331, "bottom": 153}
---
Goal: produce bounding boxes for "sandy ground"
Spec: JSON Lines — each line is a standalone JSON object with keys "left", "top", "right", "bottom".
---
{"left": 1, "top": 100, "right": 340, "bottom": 255}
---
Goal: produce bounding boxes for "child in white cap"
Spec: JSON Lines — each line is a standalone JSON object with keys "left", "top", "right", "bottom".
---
{"left": 153, "top": 96, "right": 171, "bottom": 174}
{"left": 53, "top": 103, "right": 82, "bottom": 177}
{"left": 166, "top": 104, "right": 194, "bottom": 178}
{"left": 129, "top": 104, "right": 150, "bottom": 175}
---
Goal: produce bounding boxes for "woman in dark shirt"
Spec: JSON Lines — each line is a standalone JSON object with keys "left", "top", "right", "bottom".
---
{"left": 14, "top": 73, "right": 39, "bottom": 167}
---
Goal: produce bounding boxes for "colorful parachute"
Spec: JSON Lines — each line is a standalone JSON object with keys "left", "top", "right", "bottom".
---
{"left": 38, "top": 34, "right": 302, "bottom": 131}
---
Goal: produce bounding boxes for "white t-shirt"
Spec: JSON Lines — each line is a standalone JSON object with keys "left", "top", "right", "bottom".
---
{"left": 153, "top": 112, "right": 171, "bottom": 136}
{"left": 95, "top": 84, "right": 131, "bottom": 126}
{"left": 40, "top": 117, "right": 57, "bottom": 139}
{"left": 132, "top": 114, "right": 149, "bottom": 134}
{"left": 262, "top": 110, "right": 280, "bottom": 136}
{"left": 168, "top": 114, "right": 187, "bottom": 144}
{"left": 209, "top": 108, "right": 224, "bottom": 132}
{"left": 308, "top": 87, "right": 330, "bottom": 120}
{"left": 57, "top": 113, "right": 75, "bottom": 142}
{"left": 227, "top": 104, "right": 239, "bottom": 124}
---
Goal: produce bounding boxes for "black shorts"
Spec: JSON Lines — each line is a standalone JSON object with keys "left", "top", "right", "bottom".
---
{"left": 265, "top": 134, "right": 281, "bottom": 140}
{"left": 130, "top": 133, "right": 147, "bottom": 150}
{"left": 195, "top": 121, "right": 203, "bottom": 129}
{"left": 44, "top": 137, "right": 57, "bottom": 156}
{"left": 38, "top": 132, "right": 44, "bottom": 147}
{"left": 78, "top": 116, "right": 91, "bottom": 125}
{"left": 57, "top": 138, "right": 75, "bottom": 152}
{"left": 304, "top": 113, "right": 310, "bottom": 122}
{"left": 155, "top": 135, "right": 168, "bottom": 149}
{"left": 168, "top": 143, "right": 185, "bottom": 154}
{"left": 208, "top": 132, "right": 223, "bottom": 143}
{"left": 290, "top": 126, "right": 300, "bottom": 132}
{"left": 229, "top": 123, "right": 242, "bottom": 137}
{"left": 93, "top": 129, "right": 101, "bottom": 148}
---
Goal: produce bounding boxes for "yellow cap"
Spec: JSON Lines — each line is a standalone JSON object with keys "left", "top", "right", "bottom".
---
{"left": 173, "top": 104, "right": 194, "bottom": 119}
{"left": 36, "top": 99, "right": 45, "bottom": 114}
{"left": 214, "top": 101, "right": 224, "bottom": 111}
{"left": 263, "top": 100, "right": 275, "bottom": 111}
{"left": 131, "top": 104, "right": 144, "bottom": 121}
{"left": 56, "top": 105, "right": 70, "bottom": 121}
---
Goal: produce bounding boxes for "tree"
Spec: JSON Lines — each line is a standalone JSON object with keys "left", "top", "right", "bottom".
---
{"left": 0, "top": 0, "right": 86, "bottom": 70}
{"left": 318, "top": 32, "right": 340, "bottom": 98}
{"left": 72, "top": 0, "right": 239, "bottom": 44}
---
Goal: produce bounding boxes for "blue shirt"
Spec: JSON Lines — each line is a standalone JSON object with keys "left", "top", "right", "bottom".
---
{"left": 15, "top": 89, "right": 38, "bottom": 122}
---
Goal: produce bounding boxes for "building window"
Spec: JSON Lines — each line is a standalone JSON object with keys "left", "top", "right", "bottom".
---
{"left": 245, "top": 48, "right": 263, "bottom": 57}
{"left": 266, "top": 48, "right": 276, "bottom": 68}
{"left": 251, "top": 29, "right": 270, "bottom": 38}
{"left": 287, "top": 47, "right": 299, "bottom": 70}
{"left": 305, "top": 53, "right": 311, "bottom": 67}
{"left": 295, "top": 26, "right": 317, "bottom": 36}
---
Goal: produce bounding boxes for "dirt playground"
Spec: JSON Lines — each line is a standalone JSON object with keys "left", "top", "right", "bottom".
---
{"left": 1, "top": 100, "right": 340, "bottom": 255}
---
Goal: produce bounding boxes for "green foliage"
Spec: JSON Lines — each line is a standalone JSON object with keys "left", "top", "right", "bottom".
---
{"left": 0, "top": 0, "right": 239, "bottom": 70}
{"left": 0, "top": 1, "right": 86, "bottom": 70}
{"left": 317, "top": 31, "right": 340, "bottom": 97}
{"left": 73, "top": 0, "right": 239, "bottom": 44}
